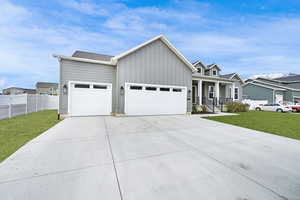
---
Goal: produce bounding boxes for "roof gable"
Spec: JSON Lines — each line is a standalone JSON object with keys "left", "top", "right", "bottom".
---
{"left": 206, "top": 64, "right": 221, "bottom": 71}
{"left": 112, "top": 35, "right": 197, "bottom": 72}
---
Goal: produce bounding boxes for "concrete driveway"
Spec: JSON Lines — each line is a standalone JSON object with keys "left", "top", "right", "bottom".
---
{"left": 0, "top": 115, "right": 300, "bottom": 200}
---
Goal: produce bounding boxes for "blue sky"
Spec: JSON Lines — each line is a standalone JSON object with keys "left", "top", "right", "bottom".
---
{"left": 1, "top": 0, "right": 300, "bottom": 90}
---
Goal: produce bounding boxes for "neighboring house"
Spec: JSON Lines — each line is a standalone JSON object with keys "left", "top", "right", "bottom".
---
{"left": 2, "top": 87, "right": 36, "bottom": 95}
{"left": 243, "top": 74, "right": 300, "bottom": 104}
{"left": 54, "top": 35, "right": 243, "bottom": 117}
{"left": 36, "top": 82, "right": 59, "bottom": 95}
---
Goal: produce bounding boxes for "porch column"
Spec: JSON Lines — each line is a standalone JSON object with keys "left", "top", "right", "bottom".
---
{"left": 197, "top": 80, "right": 202, "bottom": 105}
{"left": 215, "top": 81, "right": 220, "bottom": 104}
{"left": 232, "top": 82, "right": 235, "bottom": 100}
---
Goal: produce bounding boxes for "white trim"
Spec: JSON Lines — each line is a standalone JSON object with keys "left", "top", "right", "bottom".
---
{"left": 193, "top": 61, "right": 206, "bottom": 68}
{"left": 243, "top": 82, "right": 286, "bottom": 91}
{"left": 212, "top": 69, "right": 218, "bottom": 76}
{"left": 111, "top": 35, "right": 197, "bottom": 72}
{"left": 208, "top": 85, "right": 215, "bottom": 99}
{"left": 252, "top": 80, "right": 300, "bottom": 91}
{"left": 67, "top": 81, "right": 113, "bottom": 115}
{"left": 207, "top": 64, "right": 221, "bottom": 71}
{"left": 234, "top": 87, "right": 239, "bottom": 100}
{"left": 229, "top": 73, "right": 244, "bottom": 83}
{"left": 192, "top": 75, "right": 234, "bottom": 83}
{"left": 53, "top": 55, "right": 115, "bottom": 66}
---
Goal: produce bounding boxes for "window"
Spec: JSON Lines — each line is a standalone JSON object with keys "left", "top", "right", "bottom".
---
{"left": 74, "top": 84, "right": 89, "bottom": 88}
{"left": 93, "top": 85, "right": 107, "bottom": 89}
{"left": 130, "top": 85, "right": 143, "bottom": 90}
{"left": 234, "top": 87, "right": 239, "bottom": 100}
{"left": 197, "top": 68, "right": 202, "bottom": 73}
{"left": 160, "top": 87, "right": 170, "bottom": 92}
{"left": 173, "top": 88, "right": 182, "bottom": 92}
{"left": 208, "top": 86, "right": 214, "bottom": 99}
{"left": 229, "top": 87, "right": 232, "bottom": 98}
{"left": 212, "top": 70, "right": 217, "bottom": 76}
{"left": 145, "top": 86, "right": 157, "bottom": 91}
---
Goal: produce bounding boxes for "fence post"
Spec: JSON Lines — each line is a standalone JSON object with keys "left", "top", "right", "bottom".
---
{"left": 8, "top": 103, "right": 11, "bottom": 118}
{"left": 25, "top": 94, "right": 28, "bottom": 114}
{"left": 36, "top": 94, "right": 38, "bottom": 112}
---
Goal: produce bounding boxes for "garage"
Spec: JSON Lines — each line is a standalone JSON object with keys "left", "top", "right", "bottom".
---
{"left": 69, "top": 81, "right": 112, "bottom": 116}
{"left": 124, "top": 83, "right": 187, "bottom": 115}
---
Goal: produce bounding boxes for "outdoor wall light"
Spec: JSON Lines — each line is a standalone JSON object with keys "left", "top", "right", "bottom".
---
{"left": 120, "top": 86, "right": 124, "bottom": 95}
{"left": 63, "top": 84, "right": 68, "bottom": 95}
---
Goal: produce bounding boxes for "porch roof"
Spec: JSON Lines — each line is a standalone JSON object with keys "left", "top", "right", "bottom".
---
{"left": 192, "top": 74, "right": 234, "bottom": 83}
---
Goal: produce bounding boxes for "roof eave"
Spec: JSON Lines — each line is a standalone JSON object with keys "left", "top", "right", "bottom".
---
{"left": 53, "top": 54, "right": 115, "bottom": 66}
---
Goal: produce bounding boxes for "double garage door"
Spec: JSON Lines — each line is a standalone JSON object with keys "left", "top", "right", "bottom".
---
{"left": 124, "top": 83, "right": 187, "bottom": 116}
{"left": 69, "top": 81, "right": 187, "bottom": 116}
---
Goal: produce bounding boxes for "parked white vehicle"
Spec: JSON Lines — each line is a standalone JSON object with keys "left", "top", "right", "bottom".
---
{"left": 255, "top": 103, "right": 292, "bottom": 113}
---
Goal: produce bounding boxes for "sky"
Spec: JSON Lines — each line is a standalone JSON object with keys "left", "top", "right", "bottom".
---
{"left": 0, "top": 0, "right": 300, "bottom": 90}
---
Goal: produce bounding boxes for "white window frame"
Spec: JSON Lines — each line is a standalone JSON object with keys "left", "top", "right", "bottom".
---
{"left": 234, "top": 87, "right": 239, "bottom": 100}
{"left": 208, "top": 85, "right": 215, "bottom": 99}
{"left": 212, "top": 70, "right": 217, "bottom": 76}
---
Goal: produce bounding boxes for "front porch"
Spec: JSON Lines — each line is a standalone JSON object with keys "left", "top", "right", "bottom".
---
{"left": 192, "top": 79, "right": 235, "bottom": 112}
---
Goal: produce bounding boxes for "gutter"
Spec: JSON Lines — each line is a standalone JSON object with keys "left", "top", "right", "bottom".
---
{"left": 53, "top": 54, "right": 115, "bottom": 66}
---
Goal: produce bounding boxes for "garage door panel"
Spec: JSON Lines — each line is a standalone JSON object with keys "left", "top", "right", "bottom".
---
{"left": 125, "top": 83, "right": 187, "bottom": 116}
{"left": 69, "top": 82, "right": 112, "bottom": 116}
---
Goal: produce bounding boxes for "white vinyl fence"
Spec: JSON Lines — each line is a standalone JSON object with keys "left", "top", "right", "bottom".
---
{"left": 0, "top": 94, "right": 58, "bottom": 119}
{"left": 242, "top": 99, "right": 268, "bottom": 110}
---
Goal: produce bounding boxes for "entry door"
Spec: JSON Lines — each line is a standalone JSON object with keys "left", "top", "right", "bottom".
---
{"left": 124, "top": 83, "right": 187, "bottom": 116}
{"left": 69, "top": 82, "right": 112, "bottom": 116}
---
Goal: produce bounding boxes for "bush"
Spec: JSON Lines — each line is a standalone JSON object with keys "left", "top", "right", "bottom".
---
{"left": 192, "top": 104, "right": 209, "bottom": 114}
{"left": 225, "top": 102, "right": 249, "bottom": 113}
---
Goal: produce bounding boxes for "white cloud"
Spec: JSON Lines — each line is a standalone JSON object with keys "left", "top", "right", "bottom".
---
{"left": 60, "top": 0, "right": 109, "bottom": 16}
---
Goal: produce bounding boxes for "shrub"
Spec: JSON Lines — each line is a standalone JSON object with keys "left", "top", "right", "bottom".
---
{"left": 192, "top": 104, "right": 209, "bottom": 114}
{"left": 225, "top": 102, "right": 249, "bottom": 113}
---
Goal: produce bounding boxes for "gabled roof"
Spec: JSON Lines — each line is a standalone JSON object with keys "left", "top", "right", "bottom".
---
{"left": 72, "top": 51, "right": 113, "bottom": 62}
{"left": 220, "top": 73, "right": 236, "bottom": 79}
{"left": 273, "top": 74, "right": 300, "bottom": 82}
{"left": 206, "top": 64, "right": 221, "bottom": 71}
{"left": 251, "top": 79, "right": 300, "bottom": 91}
{"left": 192, "top": 60, "right": 206, "bottom": 68}
{"left": 243, "top": 82, "right": 286, "bottom": 91}
{"left": 111, "top": 35, "right": 197, "bottom": 72}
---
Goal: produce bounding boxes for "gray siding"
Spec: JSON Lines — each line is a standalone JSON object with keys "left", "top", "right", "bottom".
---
{"left": 232, "top": 77, "right": 243, "bottom": 101}
{"left": 243, "top": 84, "right": 274, "bottom": 103}
{"left": 59, "top": 60, "right": 116, "bottom": 114}
{"left": 116, "top": 39, "right": 193, "bottom": 113}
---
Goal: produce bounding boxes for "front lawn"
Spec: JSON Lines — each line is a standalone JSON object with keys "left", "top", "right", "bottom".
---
{"left": 204, "top": 111, "right": 300, "bottom": 140}
{"left": 0, "top": 110, "right": 60, "bottom": 162}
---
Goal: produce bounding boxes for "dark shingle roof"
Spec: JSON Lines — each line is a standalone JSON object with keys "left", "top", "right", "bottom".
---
{"left": 220, "top": 73, "right": 235, "bottom": 79}
{"left": 72, "top": 51, "right": 113, "bottom": 61}
{"left": 274, "top": 74, "right": 300, "bottom": 82}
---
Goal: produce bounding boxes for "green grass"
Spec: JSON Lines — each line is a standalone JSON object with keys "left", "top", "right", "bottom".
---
{"left": 0, "top": 110, "right": 61, "bottom": 162}
{"left": 204, "top": 111, "right": 300, "bottom": 140}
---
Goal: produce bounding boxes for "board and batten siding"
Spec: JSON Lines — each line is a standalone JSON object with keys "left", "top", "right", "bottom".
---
{"left": 243, "top": 84, "right": 274, "bottom": 103}
{"left": 59, "top": 59, "right": 116, "bottom": 114}
{"left": 116, "top": 39, "right": 193, "bottom": 113}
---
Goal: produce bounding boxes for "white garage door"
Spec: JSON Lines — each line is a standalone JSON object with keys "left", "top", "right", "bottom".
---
{"left": 69, "top": 82, "right": 112, "bottom": 116}
{"left": 125, "top": 83, "right": 187, "bottom": 116}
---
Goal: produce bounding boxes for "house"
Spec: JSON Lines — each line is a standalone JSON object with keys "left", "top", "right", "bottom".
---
{"left": 192, "top": 61, "right": 243, "bottom": 111}
{"left": 243, "top": 74, "right": 300, "bottom": 104}
{"left": 54, "top": 35, "right": 243, "bottom": 117}
{"left": 36, "top": 82, "right": 59, "bottom": 95}
{"left": 2, "top": 87, "right": 36, "bottom": 95}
